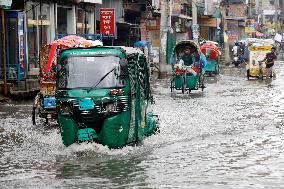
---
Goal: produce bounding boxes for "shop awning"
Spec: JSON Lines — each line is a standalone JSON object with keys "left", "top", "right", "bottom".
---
{"left": 116, "top": 20, "right": 139, "bottom": 27}
{"left": 171, "top": 14, "right": 192, "bottom": 20}
{"left": 226, "top": 17, "right": 246, "bottom": 20}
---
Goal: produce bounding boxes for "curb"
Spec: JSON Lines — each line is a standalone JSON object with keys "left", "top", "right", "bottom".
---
{"left": 0, "top": 96, "right": 10, "bottom": 103}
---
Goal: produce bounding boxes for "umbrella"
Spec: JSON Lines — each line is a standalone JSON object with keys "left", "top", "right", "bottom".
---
{"left": 133, "top": 41, "right": 150, "bottom": 47}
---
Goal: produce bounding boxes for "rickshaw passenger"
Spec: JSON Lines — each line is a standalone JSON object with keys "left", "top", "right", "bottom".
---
{"left": 178, "top": 48, "right": 197, "bottom": 76}
{"left": 232, "top": 43, "right": 240, "bottom": 56}
{"left": 259, "top": 46, "right": 277, "bottom": 78}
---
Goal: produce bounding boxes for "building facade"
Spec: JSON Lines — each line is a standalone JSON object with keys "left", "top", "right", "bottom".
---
{"left": 0, "top": 0, "right": 102, "bottom": 93}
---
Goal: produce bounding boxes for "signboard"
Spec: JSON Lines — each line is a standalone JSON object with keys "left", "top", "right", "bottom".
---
{"left": 0, "top": 0, "right": 12, "bottom": 9}
{"left": 28, "top": 19, "right": 51, "bottom": 26}
{"left": 172, "top": 0, "right": 182, "bottom": 15}
{"left": 274, "top": 33, "right": 282, "bottom": 43}
{"left": 100, "top": 8, "right": 115, "bottom": 37}
{"left": 227, "top": 30, "right": 238, "bottom": 42}
{"left": 145, "top": 19, "right": 160, "bottom": 30}
{"left": 245, "top": 25, "right": 256, "bottom": 33}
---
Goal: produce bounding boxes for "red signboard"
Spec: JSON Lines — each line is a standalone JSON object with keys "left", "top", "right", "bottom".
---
{"left": 100, "top": 8, "right": 115, "bottom": 37}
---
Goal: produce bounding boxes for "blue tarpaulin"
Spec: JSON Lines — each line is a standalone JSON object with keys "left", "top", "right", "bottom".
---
{"left": 133, "top": 41, "right": 150, "bottom": 47}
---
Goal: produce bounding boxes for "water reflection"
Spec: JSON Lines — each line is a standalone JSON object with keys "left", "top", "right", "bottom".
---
{"left": 0, "top": 61, "right": 284, "bottom": 188}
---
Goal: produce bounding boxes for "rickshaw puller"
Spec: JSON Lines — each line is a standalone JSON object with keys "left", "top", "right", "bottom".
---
{"left": 259, "top": 46, "right": 277, "bottom": 79}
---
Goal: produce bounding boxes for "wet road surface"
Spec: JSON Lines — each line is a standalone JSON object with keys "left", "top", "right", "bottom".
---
{"left": 1, "top": 61, "right": 284, "bottom": 189}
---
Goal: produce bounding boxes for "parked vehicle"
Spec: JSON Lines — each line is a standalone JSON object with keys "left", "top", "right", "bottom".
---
{"left": 232, "top": 54, "right": 241, "bottom": 67}
{"left": 170, "top": 40, "right": 205, "bottom": 94}
{"left": 56, "top": 46, "right": 159, "bottom": 148}
{"left": 32, "top": 36, "right": 102, "bottom": 125}
{"left": 246, "top": 42, "right": 273, "bottom": 80}
{"left": 200, "top": 41, "right": 221, "bottom": 75}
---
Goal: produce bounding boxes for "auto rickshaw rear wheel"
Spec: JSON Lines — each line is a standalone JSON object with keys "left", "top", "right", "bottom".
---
{"left": 247, "top": 70, "right": 250, "bottom": 80}
{"left": 259, "top": 70, "right": 264, "bottom": 80}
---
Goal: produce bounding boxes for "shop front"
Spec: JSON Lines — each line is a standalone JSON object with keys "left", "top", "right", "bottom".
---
{"left": 0, "top": 4, "right": 27, "bottom": 84}
{"left": 1, "top": 0, "right": 102, "bottom": 95}
{"left": 199, "top": 18, "right": 218, "bottom": 41}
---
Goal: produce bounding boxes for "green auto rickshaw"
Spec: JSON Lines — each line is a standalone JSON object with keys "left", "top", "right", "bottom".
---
{"left": 56, "top": 46, "right": 159, "bottom": 148}
{"left": 170, "top": 40, "right": 205, "bottom": 94}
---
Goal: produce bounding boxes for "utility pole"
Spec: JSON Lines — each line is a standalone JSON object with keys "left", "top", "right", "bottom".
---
{"left": 221, "top": 2, "right": 230, "bottom": 64}
{"left": 274, "top": 0, "right": 278, "bottom": 33}
{"left": 248, "top": 0, "right": 252, "bottom": 19}
{"left": 191, "top": 0, "right": 199, "bottom": 42}
{"left": 159, "top": 0, "right": 169, "bottom": 79}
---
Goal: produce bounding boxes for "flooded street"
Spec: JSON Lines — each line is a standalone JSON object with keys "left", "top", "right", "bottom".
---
{"left": 1, "top": 61, "right": 284, "bottom": 189}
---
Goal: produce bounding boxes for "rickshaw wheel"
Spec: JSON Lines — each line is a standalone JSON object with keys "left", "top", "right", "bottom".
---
{"left": 32, "top": 107, "right": 36, "bottom": 125}
{"left": 181, "top": 77, "right": 186, "bottom": 94}
{"left": 216, "top": 64, "right": 220, "bottom": 75}
{"left": 170, "top": 79, "right": 173, "bottom": 92}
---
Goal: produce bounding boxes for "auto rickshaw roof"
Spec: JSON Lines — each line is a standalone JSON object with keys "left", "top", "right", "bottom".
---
{"left": 115, "top": 46, "right": 144, "bottom": 55}
{"left": 58, "top": 46, "right": 126, "bottom": 62}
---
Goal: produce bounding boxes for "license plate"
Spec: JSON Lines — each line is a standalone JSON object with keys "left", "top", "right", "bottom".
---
{"left": 43, "top": 97, "right": 56, "bottom": 108}
{"left": 79, "top": 98, "right": 94, "bottom": 110}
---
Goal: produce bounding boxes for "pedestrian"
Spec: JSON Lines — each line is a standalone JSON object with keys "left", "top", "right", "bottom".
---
{"left": 232, "top": 42, "right": 240, "bottom": 56}
{"left": 259, "top": 46, "right": 277, "bottom": 79}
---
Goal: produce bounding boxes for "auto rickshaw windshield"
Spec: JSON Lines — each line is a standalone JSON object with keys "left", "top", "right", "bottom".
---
{"left": 58, "top": 56, "right": 125, "bottom": 89}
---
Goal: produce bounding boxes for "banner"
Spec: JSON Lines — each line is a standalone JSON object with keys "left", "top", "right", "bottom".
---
{"left": 0, "top": 0, "right": 12, "bottom": 9}
{"left": 100, "top": 8, "right": 115, "bottom": 37}
{"left": 245, "top": 25, "right": 256, "bottom": 33}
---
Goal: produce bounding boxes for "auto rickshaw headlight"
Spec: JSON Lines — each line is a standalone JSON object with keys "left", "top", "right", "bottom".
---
{"left": 105, "top": 103, "right": 115, "bottom": 113}
{"left": 60, "top": 104, "right": 72, "bottom": 116}
{"left": 109, "top": 89, "right": 124, "bottom": 96}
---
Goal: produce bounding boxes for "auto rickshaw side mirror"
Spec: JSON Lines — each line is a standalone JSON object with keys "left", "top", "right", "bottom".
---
{"left": 120, "top": 58, "right": 128, "bottom": 67}
{"left": 56, "top": 64, "right": 62, "bottom": 72}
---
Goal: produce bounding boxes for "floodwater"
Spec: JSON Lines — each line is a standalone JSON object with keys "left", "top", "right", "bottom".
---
{"left": 1, "top": 61, "right": 284, "bottom": 189}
